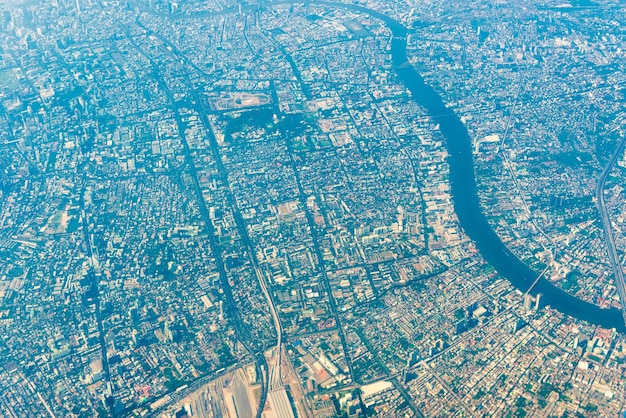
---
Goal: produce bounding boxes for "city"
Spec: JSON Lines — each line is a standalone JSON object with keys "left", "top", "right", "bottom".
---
{"left": 0, "top": 0, "right": 625, "bottom": 416}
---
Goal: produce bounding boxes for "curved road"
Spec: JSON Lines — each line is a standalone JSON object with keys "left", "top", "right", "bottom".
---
{"left": 595, "top": 136, "right": 626, "bottom": 326}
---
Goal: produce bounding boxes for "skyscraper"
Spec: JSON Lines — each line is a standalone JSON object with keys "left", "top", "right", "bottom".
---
{"left": 523, "top": 293, "right": 533, "bottom": 310}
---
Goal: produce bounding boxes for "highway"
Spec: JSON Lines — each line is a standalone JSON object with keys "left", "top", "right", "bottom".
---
{"left": 254, "top": 265, "right": 284, "bottom": 392}
{"left": 123, "top": 26, "right": 275, "bottom": 417}
{"left": 77, "top": 173, "right": 116, "bottom": 413}
{"left": 124, "top": 19, "right": 289, "bottom": 414}
{"left": 595, "top": 134, "right": 626, "bottom": 328}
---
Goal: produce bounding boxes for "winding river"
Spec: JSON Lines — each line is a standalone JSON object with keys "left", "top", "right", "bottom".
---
{"left": 310, "top": 1, "right": 626, "bottom": 331}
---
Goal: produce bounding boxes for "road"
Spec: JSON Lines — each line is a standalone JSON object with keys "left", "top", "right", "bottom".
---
{"left": 255, "top": 265, "right": 284, "bottom": 392}
{"left": 123, "top": 27, "right": 273, "bottom": 417}
{"left": 77, "top": 173, "right": 116, "bottom": 414}
{"left": 126, "top": 20, "right": 291, "bottom": 413}
{"left": 595, "top": 135, "right": 626, "bottom": 328}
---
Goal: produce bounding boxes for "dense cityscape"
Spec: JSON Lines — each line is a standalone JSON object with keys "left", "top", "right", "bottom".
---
{"left": 0, "top": 0, "right": 625, "bottom": 417}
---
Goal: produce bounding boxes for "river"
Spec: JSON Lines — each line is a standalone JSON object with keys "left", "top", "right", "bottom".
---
{"left": 389, "top": 25, "right": 626, "bottom": 332}
{"left": 304, "top": 0, "right": 626, "bottom": 332}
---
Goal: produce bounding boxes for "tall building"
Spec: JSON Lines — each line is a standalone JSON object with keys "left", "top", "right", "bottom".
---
{"left": 523, "top": 293, "right": 533, "bottom": 310}
{"left": 510, "top": 318, "right": 525, "bottom": 333}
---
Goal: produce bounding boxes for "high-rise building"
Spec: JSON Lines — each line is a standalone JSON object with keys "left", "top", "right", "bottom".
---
{"left": 523, "top": 293, "right": 533, "bottom": 310}
{"left": 510, "top": 318, "right": 525, "bottom": 333}
{"left": 535, "top": 293, "right": 543, "bottom": 311}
